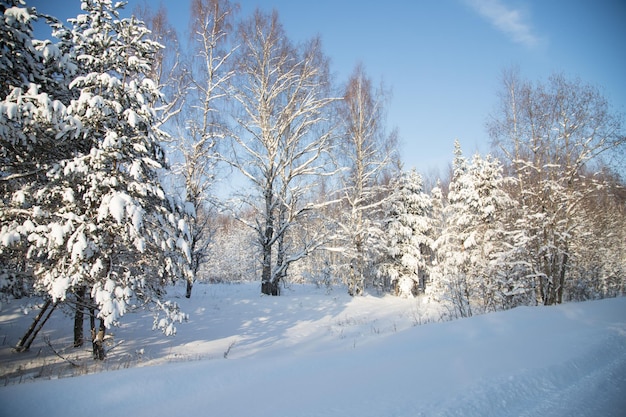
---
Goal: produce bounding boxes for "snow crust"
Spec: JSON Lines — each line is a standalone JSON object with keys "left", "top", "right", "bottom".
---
{"left": 0, "top": 283, "right": 624, "bottom": 416}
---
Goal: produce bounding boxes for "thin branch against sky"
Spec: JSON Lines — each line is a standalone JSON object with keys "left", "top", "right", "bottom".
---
{"left": 30, "top": 0, "right": 625, "bottom": 176}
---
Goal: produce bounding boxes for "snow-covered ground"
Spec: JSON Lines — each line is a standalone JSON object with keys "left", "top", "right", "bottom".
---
{"left": 1, "top": 282, "right": 625, "bottom": 417}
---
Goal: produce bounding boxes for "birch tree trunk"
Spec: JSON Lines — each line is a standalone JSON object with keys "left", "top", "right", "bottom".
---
{"left": 228, "top": 10, "right": 337, "bottom": 295}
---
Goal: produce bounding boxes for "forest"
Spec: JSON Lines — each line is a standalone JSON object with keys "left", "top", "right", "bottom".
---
{"left": 1, "top": 0, "right": 625, "bottom": 361}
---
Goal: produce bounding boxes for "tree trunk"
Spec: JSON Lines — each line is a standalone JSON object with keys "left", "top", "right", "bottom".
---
{"left": 464, "top": 280, "right": 473, "bottom": 317}
{"left": 347, "top": 259, "right": 364, "bottom": 297}
{"left": 185, "top": 279, "right": 193, "bottom": 299}
{"left": 263, "top": 208, "right": 288, "bottom": 297}
{"left": 15, "top": 300, "right": 57, "bottom": 352}
{"left": 15, "top": 299, "right": 52, "bottom": 351}
{"left": 91, "top": 316, "right": 106, "bottom": 361}
{"left": 557, "top": 252, "right": 568, "bottom": 304}
{"left": 261, "top": 188, "right": 274, "bottom": 295}
{"left": 73, "top": 286, "right": 86, "bottom": 347}
{"left": 89, "top": 303, "right": 107, "bottom": 360}
{"left": 261, "top": 279, "right": 281, "bottom": 296}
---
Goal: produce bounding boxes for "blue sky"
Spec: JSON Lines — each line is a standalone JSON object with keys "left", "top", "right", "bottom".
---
{"left": 30, "top": 0, "right": 626, "bottom": 176}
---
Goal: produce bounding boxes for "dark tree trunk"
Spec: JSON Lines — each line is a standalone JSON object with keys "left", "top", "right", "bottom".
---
{"left": 91, "top": 317, "right": 106, "bottom": 360}
{"left": 185, "top": 279, "right": 193, "bottom": 299}
{"left": 261, "top": 188, "right": 275, "bottom": 295}
{"left": 89, "top": 306, "right": 95, "bottom": 338}
{"left": 15, "top": 300, "right": 57, "bottom": 352}
{"left": 73, "top": 286, "right": 86, "bottom": 347}
{"left": 557, "top": 252, "right": 568, "bottom": 304}
{"left": 261, "top": 230, "right": 273, "bottom": 290}
{"left": 15, "top": 299, "right": 52, "bottom": 352}
{"left": 89, "top": 303, "right": 106, "bottom": 360}
{"left": 261, "top": 279, "right": 281, "bottom": 296}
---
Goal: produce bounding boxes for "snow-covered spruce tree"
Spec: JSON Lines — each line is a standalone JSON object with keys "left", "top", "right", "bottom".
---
{"left": 1, "top": 1, "right": 78, "bottom": 307}
{"left": 429, "top": 142, "right": 513, "bottom": 317}
{"left": 64, "top": 0, "right": 192, "bottom": 350}
{"left": 465, "top": 153, "right": 517, "bottom": 311}
{"left": 378, "top": 168, "right": 432, "bottom": 297}
{"left": 429, "top": 142, "right": 472, "bottom": 317}
{"left": 1, "top": 0, "right": 191, "bottom": 358}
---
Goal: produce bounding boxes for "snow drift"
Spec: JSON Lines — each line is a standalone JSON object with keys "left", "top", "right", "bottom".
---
{"left": 0, "top": 283, "right": 625, "bottom": 417}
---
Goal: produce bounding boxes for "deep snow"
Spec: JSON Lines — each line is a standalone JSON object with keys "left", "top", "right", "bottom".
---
{"left": 1, "top": 283, "right": 625, "bottom": 417}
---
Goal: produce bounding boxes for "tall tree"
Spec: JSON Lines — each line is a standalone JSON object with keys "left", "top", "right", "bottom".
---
{"left": 378, "top": 168, "right": 432, "bottom": 297}
{"left": 465, "top": 152, "right": 515, "bottom": 312}
{"left": 182, "top": 0, "right": 238, "bottom": 297}
{"left": 0, "top": 0, "right": 79, "bottom": 348}
{"left": 335, "top": 64, "right": 398, "bottom": 296}
{"left": 430, "top": 142, "right": 513, "bottom": 316}
{"left": 1, "top": 0, "right": 191, "bottom": 358}
{"left": 227, "top": 10, "right": 336, "bottom": 295}
{"left": 488, "top": 69, "right": 625, "bottom": 305}
{"left": 430, "top": 142, "right": 473, "bottom": 317}
{"left": 136, "top": 1, "right": 242, "bottom": 299}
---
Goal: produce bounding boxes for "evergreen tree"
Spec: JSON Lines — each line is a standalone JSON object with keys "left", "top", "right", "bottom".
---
{"left": 465, "top": 153, "right": 515, "bottom": 312}
{"left": 429, "top": 142, "right": 513, "bottom": 316}
{"left": 1, "top": 0, "right": 77, "bottom": 300}
{"left": 430, "top": 142, "right": 473, "bottom": 317}
{"left": 378, "top": 168, "right": 432, "bottom": 297}
{"left": 1, "top": 0, "right": 191, "bottom": 357}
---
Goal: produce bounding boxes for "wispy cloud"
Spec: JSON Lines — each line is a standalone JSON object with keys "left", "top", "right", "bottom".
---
{"left": 464, "top": 0, "right": 541, "bottom": 48}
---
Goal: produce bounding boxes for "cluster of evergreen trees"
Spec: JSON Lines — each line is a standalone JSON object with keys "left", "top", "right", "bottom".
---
{"left": 0, "top": 0, "right": 624, "bottom": 358}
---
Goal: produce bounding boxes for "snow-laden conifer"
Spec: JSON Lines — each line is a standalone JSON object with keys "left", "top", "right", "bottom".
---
{"left": 0, "top": 0, "right": 79, "bottom": 299}
{"left": 1, "top": 0, "right": 191, "bottom": 355}
{"left": 378, "top": 168, "right": 432, "bottom": 297}
{"left": 429, "top": 142, "right": 513, "bottom": 316}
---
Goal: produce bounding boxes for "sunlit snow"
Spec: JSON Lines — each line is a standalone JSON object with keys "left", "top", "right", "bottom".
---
{"left": 1, "top": 283, "right": 624, "bottom": 417}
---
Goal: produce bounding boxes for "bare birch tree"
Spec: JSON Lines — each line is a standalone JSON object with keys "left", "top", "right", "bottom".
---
{"left": 175, "top": 0, "right": 238, "bottom": 297}
{"left": 134, "top": 2, "right": 186, "bottom": 125}
{"left": 228, "top": 10, "right": 337, "bottom": 295}
{"left": 138, "top": 0, "right": 239, "bottom": 298}
{"left": 334, "top": 64, "right": 398, "bottom": 296}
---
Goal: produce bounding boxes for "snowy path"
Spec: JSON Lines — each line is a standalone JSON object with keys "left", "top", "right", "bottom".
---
{"left": 1, "top": 284, "right": 625, "bottom": 416}
{"left": 430, "top": 334, "right": 626, "bottom": 417}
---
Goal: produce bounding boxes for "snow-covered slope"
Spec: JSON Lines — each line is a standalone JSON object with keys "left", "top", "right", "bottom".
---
{"left": 1, "top": 283, "right": 625, "bottom": 416}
